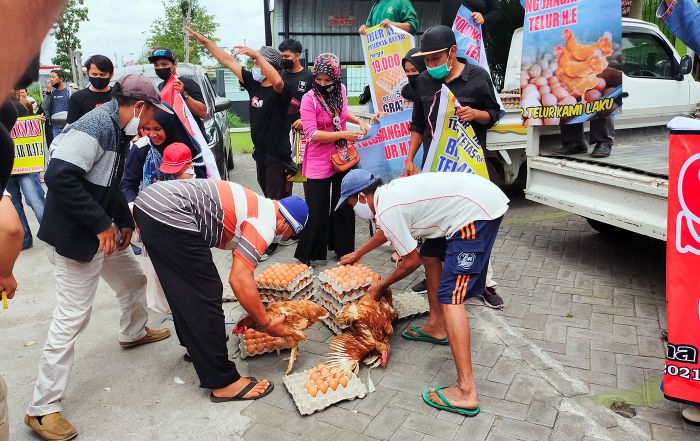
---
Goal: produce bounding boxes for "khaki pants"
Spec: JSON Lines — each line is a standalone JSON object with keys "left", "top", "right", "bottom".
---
{"left": 486, "top": 262, "right": 498, "bottom": 289}
{"left": 0, "top": 375, "right": 8, "bottom": 441}
{"left": 27, "top": 245, "right": 148, "bottom": 416}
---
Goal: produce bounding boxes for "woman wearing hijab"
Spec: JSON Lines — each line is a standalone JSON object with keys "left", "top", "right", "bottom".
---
{"left": 294, "top": 53, "right": 369, "bottom": 264}
{"left": 121, "top": 103, "right": 206, "bottom": 203}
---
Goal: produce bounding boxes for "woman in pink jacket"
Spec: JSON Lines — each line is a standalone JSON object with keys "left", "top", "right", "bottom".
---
{"left": 294, "top": 53, "right": 369, "bottom": 264}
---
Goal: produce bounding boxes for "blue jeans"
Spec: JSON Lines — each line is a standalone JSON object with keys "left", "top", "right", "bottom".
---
{"left": 6, "top": 173, "right": 46, "bottom": 248}
{"left": 52, "top": 126, "right": 64, "bottom": 139}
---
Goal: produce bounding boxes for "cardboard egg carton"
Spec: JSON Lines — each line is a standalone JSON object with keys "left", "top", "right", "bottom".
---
{"left": 238, "top": 330, "right": 292, "bottom": 359}
{"left": 260, "top": 285, "right": 314, "bottom": 304}
{"left": 312, "top": 289, "right": 344, "bottom": 315}
{"left": 257, "top": 276, "right": 314, "bottom": 298}
{"left": 320, "top": 315, "right": 346, "bottom": 335}
{"left": 392, "top": 291, "right": 430, "bottom": 320}
{"left": 318, "top": 282, "right": 367, "bottom": 304}
{"left": 283, "top": 370, "right": 367, "bottom": 415}
{"left": 316, "top": 264, "right": 380, "bottom": 304}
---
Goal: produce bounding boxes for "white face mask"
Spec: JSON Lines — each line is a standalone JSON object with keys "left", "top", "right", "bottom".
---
{"left": 353, "top": 193, "right": 375, "bottom": 220}
{"left": 273, "top": 223, "right": 290, "bottom": 244}
{"left": 124, "top": 104, "right": 144, "bottom": 137}
{"left": 252, "top": 68, "right": 266, "bottom": 83}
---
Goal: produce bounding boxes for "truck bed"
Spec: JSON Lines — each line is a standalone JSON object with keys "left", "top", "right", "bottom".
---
{"left": 538, "top": 126, "right": 670, "bottom": 178}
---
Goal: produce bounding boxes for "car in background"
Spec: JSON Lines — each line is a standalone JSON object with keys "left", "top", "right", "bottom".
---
{"left": 113, "top": 63, "right": 234, "bottom": 179}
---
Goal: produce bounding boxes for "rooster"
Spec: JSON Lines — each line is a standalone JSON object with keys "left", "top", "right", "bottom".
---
{"left": 325, "top": 294, "right": 397, "bottom": 376}
{"left": 234, "top": 300, "right": 328, "bottom": 374}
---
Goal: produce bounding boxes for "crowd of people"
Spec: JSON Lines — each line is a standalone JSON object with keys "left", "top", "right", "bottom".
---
{"left": 1, "top": 1, "right": 700, "bottom": 440}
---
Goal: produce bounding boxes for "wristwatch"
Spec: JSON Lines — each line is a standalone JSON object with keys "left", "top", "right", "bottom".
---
{"left": 181, "top": 91, "right": 190, "bottom": 100}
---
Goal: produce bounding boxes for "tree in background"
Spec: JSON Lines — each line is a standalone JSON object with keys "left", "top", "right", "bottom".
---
{"left": 484, "top": 0, "right": 524, "bottom": 92}
{"left": 145, "top": 0, "right": 219, "bottom": 65}
{"left": 50, "top": 0, "right": 89, "bottom": 77}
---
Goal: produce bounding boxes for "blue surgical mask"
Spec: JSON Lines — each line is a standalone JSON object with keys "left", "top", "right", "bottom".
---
{"left": 252, "top": 68, "right": 266, "bottom": 82}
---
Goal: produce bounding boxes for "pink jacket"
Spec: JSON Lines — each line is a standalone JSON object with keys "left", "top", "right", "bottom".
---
{"left": 300, "top": 86, "right": 348, "bottom": 180}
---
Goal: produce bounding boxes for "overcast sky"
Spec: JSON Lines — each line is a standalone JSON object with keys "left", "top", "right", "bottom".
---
{"left": 40, "top": 0, "right": 265, "bottom": 67}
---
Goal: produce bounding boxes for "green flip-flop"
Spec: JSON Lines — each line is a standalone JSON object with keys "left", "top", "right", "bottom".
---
{"left": 401, "top": 326, "right": 449, "bottom": 345}
{"left": 423, "top": 386, "right": 480, "bottom": 417}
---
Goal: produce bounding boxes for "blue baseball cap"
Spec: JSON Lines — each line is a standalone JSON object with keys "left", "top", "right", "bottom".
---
{"left": 278, "top": 195, "right": 309, "bottom": 236}
{"left": 335, "top": 169, "right": 380, "bottom": 211}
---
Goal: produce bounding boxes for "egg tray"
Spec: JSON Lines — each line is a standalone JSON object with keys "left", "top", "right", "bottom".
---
{"left": 260, "top": 286, "right": 314, "bottom": 304}
{"left": 283, "top": 371, "right": 367, "bottom": 415}
{"left": 317, "top": 270, "right": 375, "bottom": 295}
{"left": 320, "top": 315, "right": 346, "bottom": 335}
{"left": 318, "top": 282, "right": 368, "bottom": 304}
{"left": 393, "top": 291, "right": 430, "bottom": 320}
{"left": 257, "top": 275, "right": 314, "bottom": 296}
{"left": 237, "top": 335, "right": 292, "bottom": 359}
{"left": 312, "top": 289, "right": 344, "bottom": 316}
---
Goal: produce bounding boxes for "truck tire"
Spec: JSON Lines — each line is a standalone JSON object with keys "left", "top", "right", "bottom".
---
{"left": 585, "top": 218, "right": 624, "bottom": 236}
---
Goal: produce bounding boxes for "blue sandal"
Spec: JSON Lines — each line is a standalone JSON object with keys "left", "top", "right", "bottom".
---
{"left": 423, "top": 386, "right": 480, "bottom": 417}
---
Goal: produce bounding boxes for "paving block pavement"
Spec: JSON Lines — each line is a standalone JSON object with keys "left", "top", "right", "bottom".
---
{"left": 2, "top": 154, "right": 698, "bottom": 440}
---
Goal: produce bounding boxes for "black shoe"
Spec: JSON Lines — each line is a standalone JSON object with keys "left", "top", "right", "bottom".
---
{"left": 411, "top": 279, "right": 427, "bottom": 294}
{"left": 591, "top": 143, "right": 612, "bottom": 158}
{"left": 480, "top": 287, "right": 504, "bottom": 309}
{"left": 555, "top": 142, "right": 587, "bottom": 155}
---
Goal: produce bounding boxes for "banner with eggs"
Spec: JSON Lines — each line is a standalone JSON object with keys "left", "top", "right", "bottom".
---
{"left": 520, "top": 0, "right": 623, "bottom": 126}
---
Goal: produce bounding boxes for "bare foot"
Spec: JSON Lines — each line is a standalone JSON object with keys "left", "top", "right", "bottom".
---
{"left": 428, "top": 385, "right": 480, "bottom": 410}
{"left": 405, "top": 325, "right": 447, "bottom": 341}
{"left": 212, "top": 377, "right": 270, "bottom": 399}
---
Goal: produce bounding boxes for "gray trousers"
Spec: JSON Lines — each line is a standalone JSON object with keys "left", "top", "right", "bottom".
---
{"left": 561, "top": 116, "right": 615, "bottom": 146}
{"left": 0, "top": 375, "right": 8, "bottom": 441}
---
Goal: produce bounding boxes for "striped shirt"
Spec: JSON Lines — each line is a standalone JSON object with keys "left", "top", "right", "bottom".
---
{"left": 135, "top": 179, "right": 277, "bottom": 270}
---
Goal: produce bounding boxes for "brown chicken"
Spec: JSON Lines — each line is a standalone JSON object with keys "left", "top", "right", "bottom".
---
{"left": 235, "top": 300, "right": 328, "bottom": 374}
{"left": 563, "top": 29, "right": 613, "bottom": 60}
{"left": 325, "top": 295, "right": 397, "bottom": 376}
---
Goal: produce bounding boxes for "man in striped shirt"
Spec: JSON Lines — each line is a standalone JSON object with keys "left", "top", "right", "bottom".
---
{"left": 133, "top": 179, "right": 308, "bottom": 401}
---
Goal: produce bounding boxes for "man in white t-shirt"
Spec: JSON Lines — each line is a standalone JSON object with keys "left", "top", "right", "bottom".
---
{"left": 336, "top": 169, "right": 509, "bottom": 417}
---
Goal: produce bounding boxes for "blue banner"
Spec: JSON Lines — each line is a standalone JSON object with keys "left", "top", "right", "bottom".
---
{"left": 355, "top": 110, "right": 422, "bottom": 182}
{"left": 453, "top": 5, "right": 483, "bottom": 66}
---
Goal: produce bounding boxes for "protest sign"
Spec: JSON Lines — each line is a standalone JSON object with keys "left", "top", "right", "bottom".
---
{"left": 355, "top": 110, "right": 422, "bottom": 182}
{"left": 11, "top": 116, "right": 45, "bottom": 175}
{"left": 288, "top": 128, "right": 307, "bottom": 183}
{"left": 521, "top": 0, "right": 622, "bottom": 126}
{"left": 664, "top": 117, "right": 700, "bottom": 406}
{"left": 422, "top": 84, "right": 489, "bottom": 179}
{"left": 361, "top": 24, "right": 414, "bottom": 114}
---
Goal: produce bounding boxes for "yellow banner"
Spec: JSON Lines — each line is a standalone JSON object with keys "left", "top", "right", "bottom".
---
{"left": 11, "top": 115, "right": 45, "bottom": 175}
{"left": 422, "top": 85, "right": 489, "bottom": 179}
{"left": 361, "top": 24, "right": 414, "bottom": 114}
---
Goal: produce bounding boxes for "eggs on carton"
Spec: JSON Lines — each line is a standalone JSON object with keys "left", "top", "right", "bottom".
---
{"left": 255, "top": 263, "right": 314, "bottom": 301}
{"left": 283, "top": 362, "right": 368, "bottom": 415}
{"left": 239, "top": 328, "right": 291, "bottom": 358}
{"left": 317, "top": 263, "right": 381, "bottom": 303}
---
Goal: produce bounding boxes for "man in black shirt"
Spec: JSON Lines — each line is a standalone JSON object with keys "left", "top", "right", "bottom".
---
{"left": 278, "top": 39, "right": 314, "bottom": 131}
{"left": 440, "top": 0, "right": 503, "bottom": 30}
{"left": 67, "top": 54, "right": 114, "bottom": 124}
{"left": 148, "top": 47, "right": 208, "bottom": 134}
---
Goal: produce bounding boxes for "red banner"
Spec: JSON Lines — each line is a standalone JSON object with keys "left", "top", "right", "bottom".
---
{"left": 665, "top": 117, "right": 700, "bottom": 405}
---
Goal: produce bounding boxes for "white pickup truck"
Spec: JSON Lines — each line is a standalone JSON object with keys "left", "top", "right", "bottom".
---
{"left": 519, "top": 19, "right": 700, "bottom": 240}
{"left": 488, "top": 18, "right": 700, "bottom": 197}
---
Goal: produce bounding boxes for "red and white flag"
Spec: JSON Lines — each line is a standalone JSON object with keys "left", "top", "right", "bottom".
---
{"left": 161, "top": 75, "right": 220, "bottom": 179}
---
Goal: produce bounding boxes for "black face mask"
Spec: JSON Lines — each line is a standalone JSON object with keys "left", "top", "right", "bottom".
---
{"left": 89, "top": 76, "right": 110, "bottom": 90}
{"left": 281, "top": 58, "right": 294, "bottom": 70}
{"left": 317, "top": 83, "right": 335, "bottom": 95}
{"left": 155, "top": 67, "right": 172, "bottom": 81}
{"left": 407, "top": 74, "right": 418, "bottom": 89}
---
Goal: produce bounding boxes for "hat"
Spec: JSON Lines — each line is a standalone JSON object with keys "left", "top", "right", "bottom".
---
{"left": 335, "top": 169, "right": 380, "bottom": 211}
{"left": 160, "top": 142, "right": 192, "bottom": 174}
{"left": 278, "top": 195, "right": 309, "bottom": 236}
{"left": 148, "top": 48, "right": 176, "bottom": 63}
{"left": 413, "top": 25, "right": 457, "bottom": 57}
{"left": 113, "top": 74, "right": 173, "bottom": 114}
{"left": 259, "top": 46, "right": 282, "bottom": 70}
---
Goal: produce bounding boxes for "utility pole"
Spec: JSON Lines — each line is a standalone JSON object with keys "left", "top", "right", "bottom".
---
{"left": 629, "top": 0, "right": 643, "bottom": 19}
{"left": 183, "top": 0, "right": 192, "bottom": 63}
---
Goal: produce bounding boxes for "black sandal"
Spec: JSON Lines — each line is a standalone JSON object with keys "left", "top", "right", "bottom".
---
{"left": 210, "top": 379, "right": 274, "bottom": 402}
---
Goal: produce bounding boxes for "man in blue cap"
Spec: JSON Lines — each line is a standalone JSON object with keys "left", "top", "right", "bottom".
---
{"left": 133, "top": 179, "right": 308, "bottom": 403}
{"left": 336, "top": 169, "right": 509, "bottom": 416}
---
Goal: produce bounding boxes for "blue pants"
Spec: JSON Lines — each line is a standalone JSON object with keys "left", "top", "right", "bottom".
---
{"left": 6, "top": 173, "right": 46, "bottom": 248}
{"left": 423, "top": 218, "right": 502, "bottom": 305}
{"left": 52, "top": 126, "right": 64, "bottom": 139}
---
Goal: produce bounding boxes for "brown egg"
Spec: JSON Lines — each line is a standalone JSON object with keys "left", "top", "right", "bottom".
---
{"left": 306, "top": 384, "right": 318, "bottom": 397}
{"left": 318, "top": 382, "right": 329, "bottom": 394}
{"left": 339, "top": 376, "right": 349, "bottom": 387}
{"left": 256, "top": 343, "right": 264, "bottom": 352}
{"left": 328, "top": 378, "right": 339, "bottom": 391}
{"left": 246, "top": 343, "right": 255, "bottom": 353}
{"left": 265, "top": 340, "right": 274, "bottom": 350}
{"left": 310, "top": 371, "right": 321, "bottom": 381}
{"left": 320, "top": 368, "right": 330, "bottom": 378}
